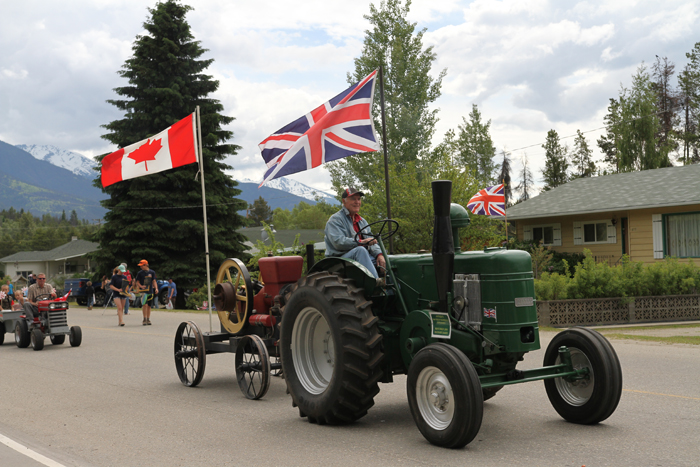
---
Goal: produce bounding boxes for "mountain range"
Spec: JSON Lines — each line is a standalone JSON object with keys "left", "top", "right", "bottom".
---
{"left": 2, "top": 142, "right": 338, "bottom": 221}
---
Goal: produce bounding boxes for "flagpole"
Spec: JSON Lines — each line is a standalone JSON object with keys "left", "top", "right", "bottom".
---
{"left": 195, "top": 106, "right": 213, "bottom": 332}
{"left": 378, "top": 65, "right": 393, "bottom": 254}
{"left": 503, "top": 178, "right": 508, "bottom": 244}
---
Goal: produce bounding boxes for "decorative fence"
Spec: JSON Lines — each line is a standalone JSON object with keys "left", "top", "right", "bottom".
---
{"left": 537, "top": 294, "right": 700, "bottom": 327}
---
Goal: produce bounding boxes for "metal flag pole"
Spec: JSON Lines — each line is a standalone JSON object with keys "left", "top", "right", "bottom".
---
{"left": 195, "top": 106, "right": 213, "bottom": 332}
{"left": 378, "top": 65, "right": 393, "bottom": 254}
{"left": 503, "top": 178, "right": 508, "bottom": 244}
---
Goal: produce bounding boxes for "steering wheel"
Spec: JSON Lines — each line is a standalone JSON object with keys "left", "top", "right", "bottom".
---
{"left": 34, "top": 294, "right": 53, "bottom": 301}
{"left": 354, "top": 219, "right": 400, "bottom": 243}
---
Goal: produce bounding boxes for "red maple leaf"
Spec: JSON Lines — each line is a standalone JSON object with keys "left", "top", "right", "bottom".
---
{"left": 128, "top": 138, "right": 163, "bottom": 171}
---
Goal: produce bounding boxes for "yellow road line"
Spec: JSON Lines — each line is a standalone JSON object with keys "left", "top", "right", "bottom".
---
{"left": 624, "top": 388, "right": 700, "bottom": 401}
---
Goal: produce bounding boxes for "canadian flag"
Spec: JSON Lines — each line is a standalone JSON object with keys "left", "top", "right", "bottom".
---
{"left": 101, "top": 113, "right": 198, "bottom": 187}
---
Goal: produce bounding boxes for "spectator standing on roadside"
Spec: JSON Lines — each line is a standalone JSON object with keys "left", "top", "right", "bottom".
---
{"left": 135, "top": 259, "right": 156, "bottom": 325}
{"left": 85, "top": 281, "right": 95, "bottom": 310}
{"left": 167, "top": 278, "right": 177, "bottom": 309}
{"left": 109, "top": 266, "right": 126, "bottom": 326}
{"left": 120, "top": 263, "right": 132, "bottom": 315}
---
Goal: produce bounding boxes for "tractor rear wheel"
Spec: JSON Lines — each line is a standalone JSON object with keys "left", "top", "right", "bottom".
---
{"left": 15, "top": 320, "right": 30, "bottom": 348}
{"left": 544, "top": 327, "right": 622, "bottom": 424}
{"left": 31, "top": 328, "right": 44, "bottom": 351}
{"left": 280, "top": 271, "right": 383, "bottom": 425}
{"left": 407, "top": 343, "right": 483, "bottom": 448}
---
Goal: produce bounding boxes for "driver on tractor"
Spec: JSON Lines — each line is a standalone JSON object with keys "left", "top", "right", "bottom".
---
{"left": 324, "top": 187, "right": 386, "bottom": 279}
{"left": 23, "top": 273, "right": 56, "bottom": 320}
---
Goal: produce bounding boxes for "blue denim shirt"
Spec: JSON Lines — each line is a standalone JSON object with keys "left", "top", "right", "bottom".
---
{"left": 324, "top": 206, "right": 382, "bottom": 258}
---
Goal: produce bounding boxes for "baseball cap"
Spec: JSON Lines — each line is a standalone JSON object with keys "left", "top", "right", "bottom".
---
{"left": 342, "top": 187, "right": 364, "bottom": 199}
{"left": 138, "top": 259, "right": 148, "bottom": 267}
{"left": 118, "top": 265, "right": 126, "bottom": 273}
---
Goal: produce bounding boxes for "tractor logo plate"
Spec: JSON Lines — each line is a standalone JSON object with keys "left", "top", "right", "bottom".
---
{"left": 429, "top": 312, "right": 452, "bottom": 339}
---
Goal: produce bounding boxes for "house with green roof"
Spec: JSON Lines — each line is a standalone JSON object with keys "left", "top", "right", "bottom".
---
{"left": 506, "top": 164, "right": 700, "bottom": 264}
{"left": 0, "top": 237, "right": 99, "bottom": 280}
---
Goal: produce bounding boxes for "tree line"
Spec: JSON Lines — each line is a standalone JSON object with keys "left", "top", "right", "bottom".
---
{"left": 0, "top": 208, "right": 98, "bottom": 259}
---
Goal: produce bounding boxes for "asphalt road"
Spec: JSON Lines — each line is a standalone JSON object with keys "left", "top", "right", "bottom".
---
{"left": 1, "top": 307, "right": 698, "bottom": 467}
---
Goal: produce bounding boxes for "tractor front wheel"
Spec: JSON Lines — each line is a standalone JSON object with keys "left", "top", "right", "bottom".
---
{"left": 31, "top": 328, "right": 44, "bottom": 351}
{"left": 280, "top": 271, "right": 383, "bottom": 425}
{"left": 407, "top": 343, "right": 483, "bottom": 448}
{"left": 69, "top": 326, "right": 82, "bottom": 347}
{"left": 544, "top": 327, "right": 622, "bottom": 424}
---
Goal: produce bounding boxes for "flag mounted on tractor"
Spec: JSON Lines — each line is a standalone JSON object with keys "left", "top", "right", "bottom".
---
{"left": 257, "top": 70, "right": 380, "bottom": 186}
{"left": 100, "top": 113, "right": 198, "bottom": 187}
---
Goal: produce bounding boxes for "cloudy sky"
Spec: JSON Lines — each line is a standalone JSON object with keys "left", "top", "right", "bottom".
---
{"left": 1, "top": 0, "right": 698, "bottom": 194}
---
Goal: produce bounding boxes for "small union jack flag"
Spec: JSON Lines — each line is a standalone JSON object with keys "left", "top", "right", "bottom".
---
{"left": 483, "top": 308, "right": 497, "bottom": 319}
{"left": 467, "top": 184, "right": 506, "bottom": 216}
{"left": 258, "top": 70, "right": 380, "bottom": 186}
{"left": 58, "top": 289, "right": 71, "bottom": 302}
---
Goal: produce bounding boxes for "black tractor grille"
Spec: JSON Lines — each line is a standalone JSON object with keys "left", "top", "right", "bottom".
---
{"left": 49, "top": 309, "right": 68, "bottom": 327}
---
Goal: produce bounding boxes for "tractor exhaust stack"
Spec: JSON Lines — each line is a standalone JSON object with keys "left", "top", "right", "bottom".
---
{"left": 431, "top": 180, "right": 454, "bottom": 315}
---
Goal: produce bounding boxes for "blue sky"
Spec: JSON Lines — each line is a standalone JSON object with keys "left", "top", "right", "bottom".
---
{"left": 1, "top": 0, "right": 698, "bottom": 193}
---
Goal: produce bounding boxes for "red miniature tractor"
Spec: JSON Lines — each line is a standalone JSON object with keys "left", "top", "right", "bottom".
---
{"left": 13, "top": 293, "right": 82, "bottom": 351}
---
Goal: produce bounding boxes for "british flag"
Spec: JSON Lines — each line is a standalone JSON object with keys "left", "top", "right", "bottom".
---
{"left": 258, "top": 70, "right": 380, "bottom": 186}
{"left": 483, "top": 308, "right": 497, "bottom": 319}
{"left": 467, "top": 184, "right": 506, "bottom": 216}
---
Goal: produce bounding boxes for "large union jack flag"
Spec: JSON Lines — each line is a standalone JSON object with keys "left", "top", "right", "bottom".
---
{"left": 258, "top": 70, "right": 380, "bottom": 186}
{"left": 467, "top": 184, "right": 506, "bottom": 216}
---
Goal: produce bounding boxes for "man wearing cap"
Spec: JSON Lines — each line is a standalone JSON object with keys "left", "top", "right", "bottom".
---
{"left": 324, "top": 187, "right": 385, "bottom": 279}
{"left": 135, "top": 259, "right": 157, "bottom": 325}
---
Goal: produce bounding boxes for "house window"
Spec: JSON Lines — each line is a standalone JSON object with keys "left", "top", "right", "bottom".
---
{"left": 523, "top": 223, "right": 561, "bottom": 246}
{"left": 573, "top": 220, "right": 616, "bottom": 245}
{"left": 583, "top": 222, "right": 608, "bottom": 243}
{"left": 665, "top": 212, "right": 700, "bottom": 258}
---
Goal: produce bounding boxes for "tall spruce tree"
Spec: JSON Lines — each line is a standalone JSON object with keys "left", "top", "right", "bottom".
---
{"left": 651, "top": 56, "right": 679, "bottom": 159}
{"left": 597, "top": 98, "right": 621, "bottom": 173}
{"left": 328, "top": 0, "right": 446, "bottom": 192}
{"left": 679, "top": 42, "right": 700, "bottom": 164}
{"left": 515, "top": 153, "right": 534, "bottom": 203}
{"left": 541, "top": 129, "right": 569, "bottom": 191}
{"left": 95, "top": 0, "right": 248, "bottom": 289}
{"left": 570, "top": 130, "right": 596, "bottom": 178}
{"left": 456, "top": 104, "right": 497, "bottom": 185}
{"left": 498, "top": 149, "right": 512, "bottom": 205}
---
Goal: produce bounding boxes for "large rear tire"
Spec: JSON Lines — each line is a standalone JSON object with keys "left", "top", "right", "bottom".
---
{"left": 407, "top": 343, "right": 483, "bottom": 448}
{"left": 15, "top": 320, "right": 30, "bottom": 348}
{"left": 280, "top": 271, "right": 383, "bottom": 424}
{"left": 544, "top": 327, "right": 622, "bottom": 424}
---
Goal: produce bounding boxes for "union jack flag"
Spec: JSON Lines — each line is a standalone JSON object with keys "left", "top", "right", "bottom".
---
{"left": 467, "top": 184, "right": 506, "bottom": 216}
{"left": 483, "top": 308, "right": 497, "bottom": 319}
{"left": 258, "top": 70, "right": 380, "bottom": 186}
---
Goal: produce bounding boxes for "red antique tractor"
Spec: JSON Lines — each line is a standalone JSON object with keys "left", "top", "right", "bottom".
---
{"left": 173, "top": 255, "right": 304, "bottom": 399}
{"left": 13, "top": 293, "right": 82, "bottom": 351}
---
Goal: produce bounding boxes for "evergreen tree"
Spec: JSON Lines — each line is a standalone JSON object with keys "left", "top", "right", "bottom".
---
{"left": 651, "top": 56, "right": 679, "bottom": 159}
{"left": 328, "top": 0, "right": 446, "bottom": 192}
{"left": 597, "top": 98, "right": 621, "bottom": 173}
{"left": 498, "top": 150, "right": 512, "bottom": 206}
{"left": 679, "top": 42, "right": 700, "bottom": 164}
{"left": 455, "top": 104, "right": 496, "bottom": 185}
{"left": 515, "top": 154, "right": 534, "bottom": 203}
{"left": 570, "top": 130, "right": 596, "bottom": 178}
{"left": 95, "top": 0, "right": 248, "bottom": 286}
{"left": 248, "top": 197, "right": 273, "bottom": 227}
{"left": 541, "top": 129, "right": 569, "bottom": 191}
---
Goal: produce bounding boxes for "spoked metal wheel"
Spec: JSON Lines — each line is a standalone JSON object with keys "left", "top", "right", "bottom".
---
{"left": 235, "top": 334, "right": 270, "bottom": 400}
{"left": 174, "top": 321, "right": 207, "bottom": 387}
{"left": 291, "top": 306, "right": 334, "bottom": 395}
{"left": 214, "top": 258, "right": 254, "bottom": 335}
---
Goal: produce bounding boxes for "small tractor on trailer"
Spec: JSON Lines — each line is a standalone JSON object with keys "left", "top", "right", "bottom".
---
{"left": 173, "top": 179, "right": 622, "bottom": 448}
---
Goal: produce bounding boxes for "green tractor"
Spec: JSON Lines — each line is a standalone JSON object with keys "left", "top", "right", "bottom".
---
{"left": 279, "top": 180, "right": 622, "bottom": 448}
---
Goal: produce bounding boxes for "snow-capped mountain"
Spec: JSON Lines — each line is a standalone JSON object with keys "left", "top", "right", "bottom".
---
{"left": 242, "top": 177, "right": 339, "bottom": 205}
{"left": 15, "top": 144, "right": 97, "bottom": 178}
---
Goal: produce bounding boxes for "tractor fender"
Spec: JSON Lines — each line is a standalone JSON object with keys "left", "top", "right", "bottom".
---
{"left": 308, "top": 257, "right": 377, "bottom": 296}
